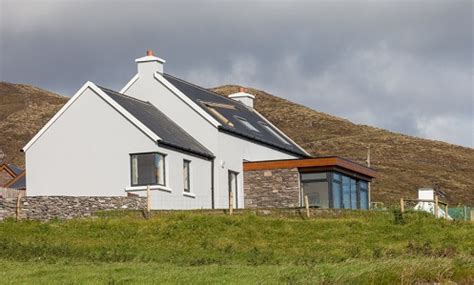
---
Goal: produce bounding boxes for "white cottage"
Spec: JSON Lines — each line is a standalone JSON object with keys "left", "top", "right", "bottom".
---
{"left": 23, "top": 50, "right": 312, "bottom": 210}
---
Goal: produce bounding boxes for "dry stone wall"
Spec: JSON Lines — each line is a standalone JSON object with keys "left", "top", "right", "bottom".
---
{"left": 0, "top": 196, "right": 146, "bottom": 221}
{"left": 244, "top": 168, "right": 300, "bottom": 208}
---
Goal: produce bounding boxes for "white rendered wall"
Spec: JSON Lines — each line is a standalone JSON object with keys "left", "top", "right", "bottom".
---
{"left": 214, "top": 132, "right": 298, "bottom": 208}
{"left": 26, "top": 87, "right": 212, "bottom": 209}
{"left": 123, "top": 73, "right": 300, "bottom": 209}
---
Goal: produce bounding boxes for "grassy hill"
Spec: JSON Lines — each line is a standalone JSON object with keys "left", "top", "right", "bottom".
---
{"left": 0, "top": 81, "right": 473, "bottom": 205}
{"left": 0, "top": 211, "right": 473, "bottom": 284}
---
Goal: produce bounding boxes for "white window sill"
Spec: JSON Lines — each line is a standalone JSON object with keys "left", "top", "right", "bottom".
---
{"left": 182, "top": 192, "right": 196, "bottom": 198}
{"left": 125, "top": 185, "right": 172, "bottom": 193}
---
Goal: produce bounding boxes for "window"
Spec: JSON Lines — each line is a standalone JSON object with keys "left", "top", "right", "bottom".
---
{"left": 342, "top": 176, "right": 351, "bottom": 209}
{"left": 228, "top": 171, "right": 238, "bottom": 208}
{"left": 350, "top": 179, "right": 357, "bottom": 209}
{"left": 130, "top": 153, "right": 165, "bottom": 186}
{"left": 235, "top": 116, "right": 260, "bottom": 132}
{"left": 302, "top": 181, "right": 329, "bottom": 208}
{"left": 183, "top": 160, "right": 191, "bottom": 192}
{"left": 301, "top": 173, "right": 327, "bottom": 180}
{"left": 359, "top": 181, "right": 369, "bottom": 210}
{"left": 301, "top": 172, "right": 329, "bottom": 208}
{"left": 332, "top": 173, "right": 342, "bottom": 209}
{"left": 259, "top": 122, "right": 290, "bottom": 144}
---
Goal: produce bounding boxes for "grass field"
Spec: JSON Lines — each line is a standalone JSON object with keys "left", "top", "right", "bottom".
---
{"left": 0, "top": 210, "right": 472, "bottom": 284}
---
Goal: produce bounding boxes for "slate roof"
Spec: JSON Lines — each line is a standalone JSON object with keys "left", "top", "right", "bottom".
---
{"left": 163, "top": 74, "right": 310, "bottom": 158}
{"left": 98, "top": 86, "right": 214, "bottom": 159}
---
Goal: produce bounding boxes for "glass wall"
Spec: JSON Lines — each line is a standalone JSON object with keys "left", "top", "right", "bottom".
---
{"left": 301, "top": 173, "right": 329, "bottom": 208}
{"left": 332, "top": 174, "right": 342, "bottom": 209}
{"left": 359, "top": 181, "right": 369, "bottom": 210}
{"left": 301, "top": 171, "right": 370, "bottom": 210}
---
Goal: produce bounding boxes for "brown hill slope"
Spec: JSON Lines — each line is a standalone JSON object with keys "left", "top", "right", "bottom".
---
{"left": 0, "top": 82, "right": 472, "bottom": 205}
{"left": 211, "top": 85, "right": 474, "bottom": 205}
{"left": 0, "top": 82, "right": 67, "bottom": 167}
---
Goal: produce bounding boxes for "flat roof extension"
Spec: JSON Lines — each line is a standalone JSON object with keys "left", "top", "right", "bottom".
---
{"left": 243, "top": 156, "right": 376, "bottom": 180}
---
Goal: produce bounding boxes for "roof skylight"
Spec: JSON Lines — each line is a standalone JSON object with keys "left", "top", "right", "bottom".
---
{"left": 260, "top": 122, "right": 290, "bottom": 144}
{"left": 236, "top": 117, "right": 260, "bottom": 132}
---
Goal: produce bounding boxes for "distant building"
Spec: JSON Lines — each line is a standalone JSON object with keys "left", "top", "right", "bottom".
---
{"left": 23, "top": 50, "right": 375, "bottom": 210}
{"left": 0, "top": 161, "right": 26, "bottom": 190}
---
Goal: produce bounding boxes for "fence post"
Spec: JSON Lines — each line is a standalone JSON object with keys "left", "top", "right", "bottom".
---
{"left": 304, "top": 195, "right": 310, "bottom": 219}
{"left": 400, "top": 198, "right": 404, "bottom": 213}
{"left": 15, "top": 191, "right": 22, "bottom": 221}
{"left": 146, "top": 185, "right": 151, "bottom": 219}
{"left": 445, "top": 204, "right": 449, "bottom": 219}
{"left": 434, "top": 195, "right": 439, "bottom": 218}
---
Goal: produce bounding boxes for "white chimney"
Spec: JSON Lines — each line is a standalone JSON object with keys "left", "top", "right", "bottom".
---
{"left": 135, "top": 50, "right": 166, "bottom": 76}
{"left": 228, "top": 87, "right": 255, "bottom": 108}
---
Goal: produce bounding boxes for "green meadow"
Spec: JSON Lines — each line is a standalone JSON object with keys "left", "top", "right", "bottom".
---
{"left": 0, "top": 210, "right": 472, "bottom": 284}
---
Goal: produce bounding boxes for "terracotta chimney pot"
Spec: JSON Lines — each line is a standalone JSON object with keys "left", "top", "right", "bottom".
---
{"left": 146, "top": 50, "right": 155, "bottom": 56}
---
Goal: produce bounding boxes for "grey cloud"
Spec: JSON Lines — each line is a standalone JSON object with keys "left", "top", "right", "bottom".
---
{"left": 1, "top": 0, "right": 472, "bottom": 147}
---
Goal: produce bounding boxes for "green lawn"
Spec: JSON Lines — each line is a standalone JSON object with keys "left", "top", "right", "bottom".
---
{"left": 0, "top": 210, "right": 472, "bottom": 284}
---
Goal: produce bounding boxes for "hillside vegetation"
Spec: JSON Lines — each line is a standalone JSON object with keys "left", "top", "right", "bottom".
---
{"left": 0, "top": 82, "right": 67, "bottom": 167}
{"left": 0, "top": 82, "right": 473, "bottom": 205}
{"left": 212, "top": 86, "right": 474, "bottom": 205}
{"left": 0, "top": 211, "right": 473, "bottom": 284}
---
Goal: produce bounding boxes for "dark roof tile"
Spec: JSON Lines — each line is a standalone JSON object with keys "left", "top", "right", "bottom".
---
{"left": 98, "top": 86, "right": 214, "bottom": 159}
{"left": 163, "top": 74, "right": 309, "bottom": 157}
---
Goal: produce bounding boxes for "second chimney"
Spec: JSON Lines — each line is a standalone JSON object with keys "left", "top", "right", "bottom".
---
{"left": 228, "top": 87, "right": 255, "bottom": 108}
{"left": 135, "top": 49, "right": 166, "bottom": 76}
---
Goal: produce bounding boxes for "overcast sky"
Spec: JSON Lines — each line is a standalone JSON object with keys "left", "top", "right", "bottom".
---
{"left": 1, "top": 0, "right": 473, "bottom": 147}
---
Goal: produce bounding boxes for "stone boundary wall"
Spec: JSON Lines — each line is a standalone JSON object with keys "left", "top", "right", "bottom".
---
{"left": 244, "top": 168, "right": 300, "bottom": 208}
{"left": 0, "top": 196, "right": 146, "bottom": 221}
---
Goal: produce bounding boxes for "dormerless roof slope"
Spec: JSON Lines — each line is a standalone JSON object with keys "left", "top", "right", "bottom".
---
{"left": 98, "top": 86, "right": 214, "bottom": 159}
{"left": 163, "top": 74, "right": 310, "bottom": 158}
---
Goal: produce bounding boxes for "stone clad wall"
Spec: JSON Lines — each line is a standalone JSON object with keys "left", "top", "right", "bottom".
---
{"left": 244, "top": 168, "right": 300, "bottom": 208}
{"left": 0, "top": 196, "right": 146, "bottom": 221}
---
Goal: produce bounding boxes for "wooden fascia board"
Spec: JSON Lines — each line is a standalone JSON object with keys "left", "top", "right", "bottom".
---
{"left": 243, "top": 157, "right": 376, "bottom": 178}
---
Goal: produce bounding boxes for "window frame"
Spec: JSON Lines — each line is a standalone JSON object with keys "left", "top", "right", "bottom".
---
{"left": 130, "top": 152, "right": 166, "bottom": 187}
{"left": 183, "top": 159, "right": 191, "bottom": 193}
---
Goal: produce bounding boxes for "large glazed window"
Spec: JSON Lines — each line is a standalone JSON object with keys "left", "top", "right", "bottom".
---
{"left": 131, "top": 153, "right": 165, "bottom": 186}
{"left": 350, "top": 178, "right": 358, "bottom": 209}
{"left": 342, "top": 176, "right": 351, "bottom": 209}
{"left": 332, "top": 173, "right": 342, "bottom": 209}
{"left": 301, "top": 172, "right": 329, "bottom": 208}
{"left": 359, "top": 181, "right": 369, "bottom": 210}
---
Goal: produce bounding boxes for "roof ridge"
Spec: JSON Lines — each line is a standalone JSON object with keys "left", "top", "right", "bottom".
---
{"left": 163, "top": 73, "right": 239, "bottom": 105}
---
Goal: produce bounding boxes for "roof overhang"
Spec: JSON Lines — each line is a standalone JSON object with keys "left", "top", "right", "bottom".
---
{"left": 243, "top": 157, "right": 376, "bottom": 181}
